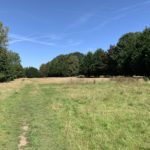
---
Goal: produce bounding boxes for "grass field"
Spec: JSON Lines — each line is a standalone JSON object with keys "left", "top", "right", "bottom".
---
{"left": 0, "top": 78, "right": 150, "bottom": 150}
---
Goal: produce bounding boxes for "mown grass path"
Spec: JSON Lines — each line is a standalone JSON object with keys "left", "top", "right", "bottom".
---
{"left": 0, "top": 79, "right": 150, "bottom": 150}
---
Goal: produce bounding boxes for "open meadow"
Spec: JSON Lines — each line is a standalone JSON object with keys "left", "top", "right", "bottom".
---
{"left": 0, "top": 77, "right": 150, "bottom": 150}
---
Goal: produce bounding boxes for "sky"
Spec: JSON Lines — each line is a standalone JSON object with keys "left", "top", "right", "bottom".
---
{"left": 0, "top": 0, "right": 150, "bottom": 68}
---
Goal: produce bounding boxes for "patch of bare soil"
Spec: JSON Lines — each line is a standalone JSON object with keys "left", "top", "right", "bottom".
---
{"left": 18, "top": 124, "right": 29, "bottom": 150}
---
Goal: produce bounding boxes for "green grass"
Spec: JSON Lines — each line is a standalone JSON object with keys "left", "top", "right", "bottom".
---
{"left": 0, "top": 79, "right": 150, "bottom": 150}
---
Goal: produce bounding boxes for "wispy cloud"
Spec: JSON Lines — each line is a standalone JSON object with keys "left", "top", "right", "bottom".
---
{"left": 67, "top": 0, "right": 150, "bottom": 34}
{"left": 9, "top": 1, "right": 150, "bottom": 47}
{"left": 33, "top": 34, "right": 62, "bottom": 41}
{"left": 95, "top": 0, "right": 150, "bottom": 28}
{"left": 90, "top": 14, "right": 126, "bottom": 32}
{"left": 9, "top": 33, "right": 81, "bottom": 48}
{"left": 9, "top": 33, "right": 56, "bottom": 46}
{"left": 113, "top": 0, "right": 150, "bottom": 14}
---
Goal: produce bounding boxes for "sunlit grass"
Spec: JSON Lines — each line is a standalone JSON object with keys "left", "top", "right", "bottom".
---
{"left": 0, "top": 78, "right": 150, "bottom": 150}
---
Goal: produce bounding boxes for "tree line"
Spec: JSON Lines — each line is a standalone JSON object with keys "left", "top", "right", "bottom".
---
{"left": 0, "top": 22, "right": 24, "bottom": 82}
{"left": 40, "top": 28, "right": 150, "bottom": 77}
{"left": 0, "top": 21, "right": 150, "bottom": 82}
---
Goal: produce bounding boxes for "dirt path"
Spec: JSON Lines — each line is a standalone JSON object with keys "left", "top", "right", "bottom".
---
{"left": 18, "top": 123, "right": 29, "bottom": 150}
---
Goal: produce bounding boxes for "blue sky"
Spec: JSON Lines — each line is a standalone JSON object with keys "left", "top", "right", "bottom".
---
{"left": 0, "top": 0, "right": 150, "bottom": 68}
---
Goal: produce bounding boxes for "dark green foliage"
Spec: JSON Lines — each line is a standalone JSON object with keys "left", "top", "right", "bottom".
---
{"left": 0, "top": 48, "right": 9, "bottom": 82}
{"left": 93, "top": 49, "right": 108, "bottom": 76}
{"left": 0, "top": 22, "right": 8, "bottom": 49}
{"left": 7, "top": 51, "right": 24, "bottom": 79}
{"left": 65, "top": 55, "right": 80, "bottom": 76}
{"left": 24, "top": 67, "right": 40, "bottom": 78}
{"left": 39, "top": 63, "right": 49, "bottom": 77}
{"left": 115, "top": 32, "right": 141, "bottom": 75}
{"left": 0, "top": 49, "right": 24, "bottom": 82}
{"left": 107, "top": 45, "right": 118, "bottom": 75}
{"left": 80, "top": 52, "right": 94, "bottom": 77}
{"left": 79, "top": 49, "right": 108, "bottom": 77}
{"left": 45, "top": 52, "right": 84, "bottom": 77}
{"left": 48, "top": 55, "right": 67, "bottom": 77}
{"left": 132, "top": 28, "right": 150, "bottom": 75}
{"left": 0, "top": 22, "right": 24, "bottom": 82}
{"left": 0, "top": 22, "right": 9, "bottom": 82}
{"left": 106, "top": 29, "right": 150, "bottom": 76}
